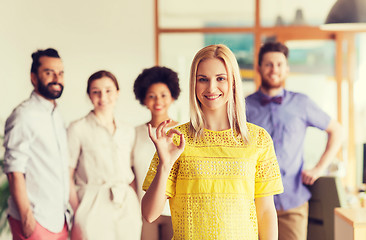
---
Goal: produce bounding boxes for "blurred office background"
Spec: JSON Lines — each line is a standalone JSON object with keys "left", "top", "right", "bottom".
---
{"left": 1, "top": 0, "right": 366, "bottom": 238}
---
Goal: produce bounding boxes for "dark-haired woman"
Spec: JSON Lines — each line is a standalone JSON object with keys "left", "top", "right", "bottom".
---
{"left": 132, "top": 66, "right": 180, "bottom": 240}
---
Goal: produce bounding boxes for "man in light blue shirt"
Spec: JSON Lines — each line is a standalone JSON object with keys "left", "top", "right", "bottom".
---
{"left": 246, "top": 42, "right": 343, "bottom": 240}
{"left": 3, "top": 48, "right": 69, "bottom": 240}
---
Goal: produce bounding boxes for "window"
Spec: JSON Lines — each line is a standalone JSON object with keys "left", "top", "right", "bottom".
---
{"left": 155, "top": 0, "right": 363, "bottom": 189}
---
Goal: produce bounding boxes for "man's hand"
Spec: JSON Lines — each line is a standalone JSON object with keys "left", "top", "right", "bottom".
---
{"left": 21, "top": 211, "right": 36, "bottom": 238}
{"left": 7, "top": 172, "right": 36, "bottom": 238}
{"left": 301, "top": 167, "right": 323, "bottom": 185}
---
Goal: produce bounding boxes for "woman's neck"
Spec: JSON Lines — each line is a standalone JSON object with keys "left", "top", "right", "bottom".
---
{"left": 202, "top": 108, "right": 230, "bottom": 131}
{"left": 148, "top": 114, "right": 176, "bottom": 128}
{"left": 93, "top": 110, "right": 115, "bottom": 134}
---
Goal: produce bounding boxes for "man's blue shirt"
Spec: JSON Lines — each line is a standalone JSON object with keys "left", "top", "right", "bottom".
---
{"left": 246, "top": 89, "right": 330, "bottom": 210}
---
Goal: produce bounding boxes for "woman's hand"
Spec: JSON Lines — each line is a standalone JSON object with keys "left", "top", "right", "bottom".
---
{"left": 143, "top": 120, "right": 185, "bottom": 222}
{"left": 148, "top": 120, "right": 185, "bottom": 171}
{"left": 70, "top": 223, "right": 83, "bottom": 240}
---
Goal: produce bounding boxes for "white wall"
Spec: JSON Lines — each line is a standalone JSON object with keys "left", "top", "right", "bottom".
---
{"left": 0, "top": 0, "right": 155, "bottom": 128}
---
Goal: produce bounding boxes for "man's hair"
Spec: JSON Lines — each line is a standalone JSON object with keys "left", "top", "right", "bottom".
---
{"left": 31, "top": 48, "right": 60, "bottom": 74}
{"left": 258, "top": 42, "right": 289, "bottom": 66}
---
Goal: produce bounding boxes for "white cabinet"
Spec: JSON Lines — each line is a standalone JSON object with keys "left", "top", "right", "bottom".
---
{"left": 334, "top": 208, "right": 366, "bottom": 240}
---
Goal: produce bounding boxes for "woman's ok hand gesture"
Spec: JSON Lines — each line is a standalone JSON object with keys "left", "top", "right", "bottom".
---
{"left": 148, "top": 120, "right": 185, "bottom": 171}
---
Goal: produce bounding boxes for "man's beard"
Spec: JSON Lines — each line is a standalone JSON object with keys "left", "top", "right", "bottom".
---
{"left": 37, "top": 78, "right": 64, "bottom": 100}
{"left": 260, "top": 74, "right": 284, "bottom": 91}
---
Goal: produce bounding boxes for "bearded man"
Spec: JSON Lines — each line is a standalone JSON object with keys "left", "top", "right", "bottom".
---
{"left": 245, "top": 42, "right": 343, "bottom": 240}
{"left": 3, "top": 48, "right": 70, "bottom": 240}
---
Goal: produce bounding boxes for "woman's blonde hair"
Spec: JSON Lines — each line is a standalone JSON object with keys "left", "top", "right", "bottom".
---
{"left": 189, "top": 44, "right": 249, "bottom": 142}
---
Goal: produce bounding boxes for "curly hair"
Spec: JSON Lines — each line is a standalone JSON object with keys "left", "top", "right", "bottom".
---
{"left": 133, "top": 66, "right": 181, "bottom": 105}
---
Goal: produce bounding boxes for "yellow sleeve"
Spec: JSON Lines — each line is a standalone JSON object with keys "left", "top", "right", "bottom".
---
{"left": 142, "top": 132, "right": 181, "bottom": 198}
{"left": 254, "top": 128, "right": 284, "bottom": 198}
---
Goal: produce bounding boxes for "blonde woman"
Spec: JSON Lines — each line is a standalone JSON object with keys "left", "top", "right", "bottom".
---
{"left": 142, "top": 45, "right": 284, "bottom": 240}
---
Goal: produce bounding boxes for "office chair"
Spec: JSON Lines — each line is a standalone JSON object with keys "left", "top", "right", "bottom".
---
{"left": 307, "top": 176, "right": 347, "bottom": 240}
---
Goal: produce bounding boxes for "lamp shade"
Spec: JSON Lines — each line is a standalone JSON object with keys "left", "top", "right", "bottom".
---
{"left": 321, "top": 0, "right": 366, "bottom": 31}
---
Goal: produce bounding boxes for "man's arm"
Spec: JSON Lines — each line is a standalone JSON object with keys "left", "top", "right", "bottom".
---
{"left": 69, "top": 168, "right": 79, "bottom": 213}
{"left": 68, "top": 168, "right": 84, "bottom": 239}
{"left": 255, "top": 195, "right": 278, "bottom": 240}
{"left": 302, "top": 119, "right": 343, "bottom": 185}
{"left": 7, "top": 172, "right": 36, "bottom": 238}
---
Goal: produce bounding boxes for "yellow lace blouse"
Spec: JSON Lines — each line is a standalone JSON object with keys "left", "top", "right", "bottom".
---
{"left": 143, "top": 122, "right": 283, "bottom": 240}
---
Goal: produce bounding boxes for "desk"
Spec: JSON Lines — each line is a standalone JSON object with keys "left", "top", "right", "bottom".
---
{"left": 334, "top": 208, "right": 366, "bottom": 240}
